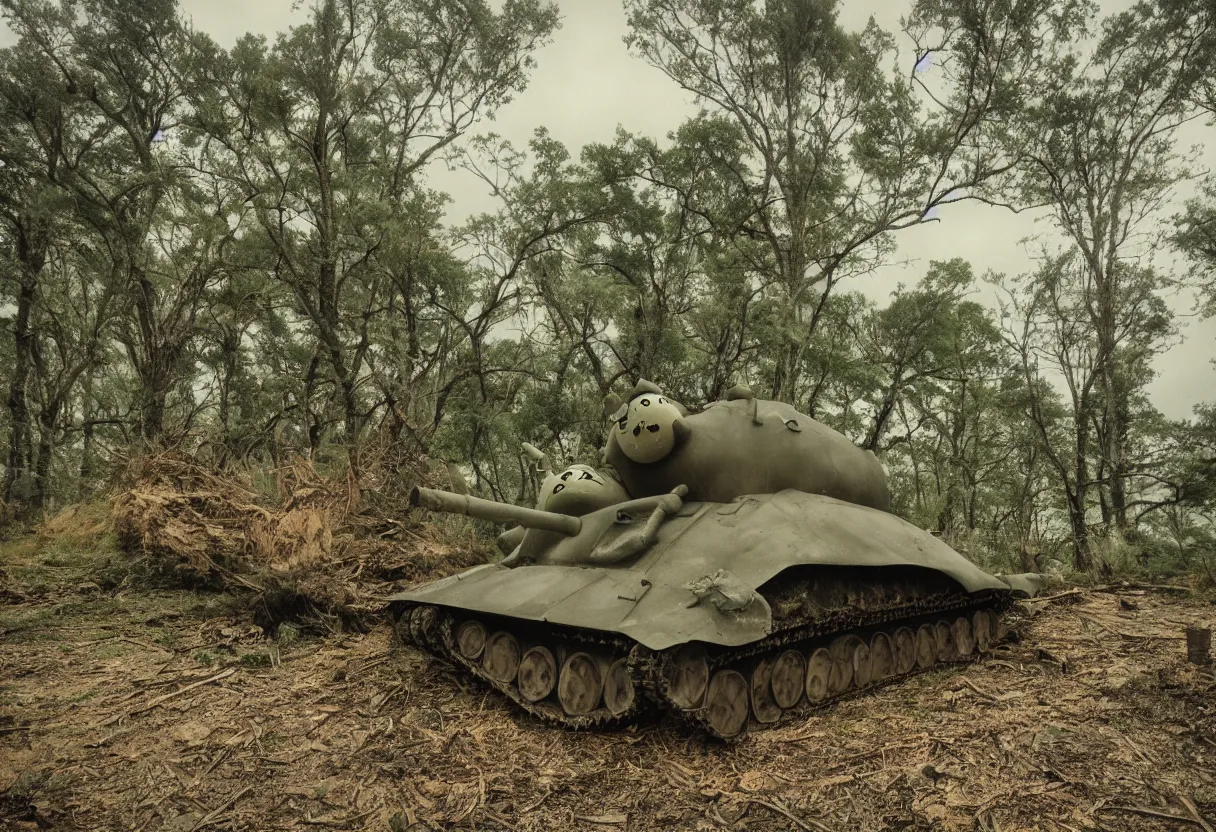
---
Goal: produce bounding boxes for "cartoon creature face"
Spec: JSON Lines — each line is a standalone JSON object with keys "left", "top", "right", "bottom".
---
{"left": 615, "top": 395, "right": 684, "bottom": 464}
{"left": 538, "top": 464, "right": 630, "bottom": 516}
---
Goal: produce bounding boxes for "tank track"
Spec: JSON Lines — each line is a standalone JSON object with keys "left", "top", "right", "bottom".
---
{"left": 650, "top": 587, "right": 1012, "bottom": 739}
{"left": 393, "top": 571, "right": 1016, "bottom": 740}
{"left": 396, "top": 603, "right": 651, "bottom": 730}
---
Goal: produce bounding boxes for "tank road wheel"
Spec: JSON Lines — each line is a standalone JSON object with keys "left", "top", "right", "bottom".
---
{"left": 409, "top": 606, "right": 440, "bottom": 650}
{"left": 749, "top": 658, "right": 782, "bottom": 724}
{"left": 934, "top": 621, "right": 957, "bottom": 662}
{"left": 391, "top": 608, "right": 411, "bottom": 646}
{"left": 771, "top": 650, "right": 806, "bottom": 709}
{"left": 972, "top": 610, "right": 993, "bottom": 652}
{"left": 456, "top": 620, "right": 486, "bottom": 661}
{"left": 517, "top": 646, "right": 557, "bottom": 702}
{"left": 915, "top": 625, "right": 937, "bottom": 669}
{"left": 805, "top": 648, "right": 833, "bottom": 702}
{"left": 869, "top": 631, "right": 895, "bottom": 682}
{"left": 557, "top": 652, "right": 604, "bottom": 716}
{"left": 706, "top": 670, "right": 750, "bottom": 738}
{"left": 482, "top": 631, "right": 521, "bottom": 683}
{"left": 665, "top": 645, "right": 710, "bottom": 709}
{"left": 828, "top": 635, "right": 860, "bottom": 691}
{"left": 953, "top": 616, "right": 975, "bottom": 657}
{"left": 603, "top": 658, "right": 635, "bottom": 716}
{"left": 852, "top": 638, "right": 873, "bottom": 688}
{"left": 893, "top": 627, "right": 917, "bottom": 675}
{"left": 993, "top": 611, "right": 1009, "bottom": 642}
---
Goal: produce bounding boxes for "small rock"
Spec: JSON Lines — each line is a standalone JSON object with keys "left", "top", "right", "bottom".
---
{"left": 163, "top": 812, "right": 201, "bottom": 832}
{"left": 170, "top": 721, "right": 213, "bottom": 746}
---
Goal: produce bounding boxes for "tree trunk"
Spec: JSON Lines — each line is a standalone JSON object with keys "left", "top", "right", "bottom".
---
{"left": 1067, "top": 489, "right": 1090, "bottom": 572}
{"left": 79, "top": 364, "right": 96, "bottom": 499}
{"left": 3, "top": 272, "right": 37, "bottom": 506}
{"left": 1109, "top": 376, "right": 1131, "bottom": 532}
{"left": 1071, "top": 416, "right": 1092, "bottom": 572}
{"left": 32, "top": 397, "right": 62, "bottom": 511}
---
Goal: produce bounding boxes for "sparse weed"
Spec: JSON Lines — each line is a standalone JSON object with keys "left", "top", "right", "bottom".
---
{"left": 94, "top": 642, "right": 131, "bottom": 660}
{"left": 276, "top": 622, "right": 300, "bottom": 650}
{"left": 238, "top": 651, "right": 272, "bottom": 668}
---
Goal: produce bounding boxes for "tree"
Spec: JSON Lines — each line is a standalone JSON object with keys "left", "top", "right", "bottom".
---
{"left": 1012, "top": 0, "right": 1215, "bottom": 534}
{"left": 624, "top": 0, "right": 1084, "bottom": 405}
{"left": 2, "top": 0, "right": 238, "bottom": 444}
{"left": 195, "top": 0, "right": 559, "bottom": 472}
{"left": 997, "top": 251, "right": 1103, "bottom": 570}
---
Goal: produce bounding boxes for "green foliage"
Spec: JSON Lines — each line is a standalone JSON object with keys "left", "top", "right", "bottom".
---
{"left": 0, "top": 0, "right": 1213, "bottom": 581}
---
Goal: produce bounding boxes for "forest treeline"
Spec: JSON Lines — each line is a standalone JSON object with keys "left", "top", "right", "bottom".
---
{"left": 2, "top": 0, "right": 1215, "bottom": 577}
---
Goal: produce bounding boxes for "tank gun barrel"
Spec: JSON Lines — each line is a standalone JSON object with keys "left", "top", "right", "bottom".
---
{"left": 409, "top": 486, "right": 582, "bottom": 536}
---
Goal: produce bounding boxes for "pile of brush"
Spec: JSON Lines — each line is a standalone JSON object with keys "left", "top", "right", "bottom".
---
{"left": 41, "top": 446, "right": 486, "bottom": 633}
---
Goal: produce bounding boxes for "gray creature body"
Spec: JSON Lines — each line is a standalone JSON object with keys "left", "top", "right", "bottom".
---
{"left": 605, "top": 395, "right": 891, "bottom": 511}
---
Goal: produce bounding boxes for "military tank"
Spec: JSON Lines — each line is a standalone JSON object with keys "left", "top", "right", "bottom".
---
{"left": 389, "top": 383, "right": 1040, "bottom": 739}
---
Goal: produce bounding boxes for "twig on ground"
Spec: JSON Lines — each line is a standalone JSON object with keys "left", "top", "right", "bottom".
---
{"left": 189, "top": 784, "right": 252, "bottom": 832}
{"left": 1091, "top": 583, "right": 1192, "bottom": 594}
{"left": 959, "top": 677, "right": 1000, "bottom": 703}
{"left": 828, "top": 740, "right": 925, "bottom": 769}
{"left": 1103, "top": 805, "right": 1208, "bottom": 827}
{"left": 1030, "top": 589, "right": 1084, "bottom": 603}
{"left": 1179, "top": 794, "right": 1216, "bottom": 832}
{"left": 126, "top": 668, "right": 236, "bottom": 717}
{"left": 747, "top": 798, "right": 833, "bottom": 832}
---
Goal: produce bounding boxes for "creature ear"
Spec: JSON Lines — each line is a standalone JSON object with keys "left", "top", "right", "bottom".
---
{"left": 496, "top": 525, "right": 526, "bottom": 556}
{"left": 446, "top": 462, "right": 471, "bottom": 495}
{"left": 630, "top": 378, "right": 663, "bottom": 399}
{"left": 725, "top": 383, "right": 755, "bottom": 401}
{"left": 672, "top": 417, "right": 691, "bottom": 446}
{"left": 602, "top": 392, "right": 624, "bottom": 420}
{"left": 521, "top": 442, "right": 551, "bottom": 474}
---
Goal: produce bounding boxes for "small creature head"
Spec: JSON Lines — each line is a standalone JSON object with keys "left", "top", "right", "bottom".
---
{"left": 538, "top": 464, "right": 630, "bottom": 516}
{"left": 615, "top": 394, "right": 687, "bottom": 464}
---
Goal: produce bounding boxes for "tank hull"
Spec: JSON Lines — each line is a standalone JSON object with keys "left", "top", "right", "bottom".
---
{"left": 391, "top": 490, "right": 1014, "bottom": 650}
{"left": 390, "top": 491, "right": 1038, "bottom": 738}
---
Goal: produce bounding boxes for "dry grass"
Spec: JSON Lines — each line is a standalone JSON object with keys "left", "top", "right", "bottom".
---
{"left": 2, "top": 539, "right": 1214, "bottom": 832}
{"left": 43, "top": 452, "right": 486, "bottom": 636}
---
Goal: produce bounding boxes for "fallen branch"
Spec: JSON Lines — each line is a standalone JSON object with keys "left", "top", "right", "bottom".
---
{"left": 747, "top": 798, "right": 833, "bottom": 832}
{"left": 189, "top": 784, "right": 252, "bottom": 832}
{"left": 1092, "top": 583, "right": 1192, "bottom": 595}
{"left": 1102, "top": 805, "right": 1208, "bottom": 827}
{"left": 1027, "top": 589, "right": 1084, "bottom": 604}
{"left": 129, "top": 668, "right": 237, "bottom": 716}
{"left": 1179, "top": 794, "right": 1216, "bottom": 832}
{"left": 827, "top": 739, "right": 925, "bottom": 769}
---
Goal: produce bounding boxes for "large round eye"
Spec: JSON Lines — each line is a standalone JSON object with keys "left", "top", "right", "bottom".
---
{"left": 632, "top": 424, "right": 642, "bottom": 437}
{"left": 618, "top": 416, "right": 628, "bottom": 430}
{"left": 658, "top": 397, "right": 666, "bottom": 404}
{"left": 560, "top": 471, "right": 572, "bottom": 480}
{"left": 640, "top": 398, "right": 651, "bottom": 406}
{"left": 552, "top": 484, "right": 565, "bottom": 494}
{"left": 646, "top": 424, "right": 661, "bottom": 433}
{"left": 579, "top": 471, "right": 594, "bottom": 480}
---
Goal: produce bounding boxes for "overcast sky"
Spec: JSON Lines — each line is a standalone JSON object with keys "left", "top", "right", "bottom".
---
{"left": 3, "top": 0, "right": 1213, "bottom": 420}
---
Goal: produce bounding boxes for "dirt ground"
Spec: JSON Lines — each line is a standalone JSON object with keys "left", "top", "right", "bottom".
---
{"left": 2, "top": 540, "right": 1215, "bottom": 832}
